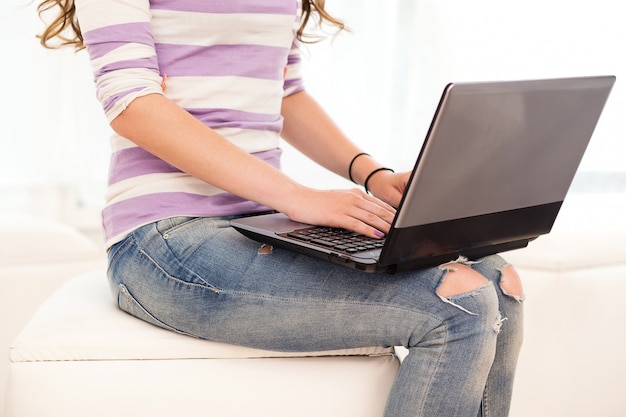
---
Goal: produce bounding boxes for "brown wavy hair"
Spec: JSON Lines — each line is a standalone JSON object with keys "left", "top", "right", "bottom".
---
{"left": 37, "top": 0, "right": 345, "bottom": 50}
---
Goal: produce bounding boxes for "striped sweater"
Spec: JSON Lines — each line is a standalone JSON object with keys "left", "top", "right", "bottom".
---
{"left": 75, "top": 0, "right": 305, "bottom": 247}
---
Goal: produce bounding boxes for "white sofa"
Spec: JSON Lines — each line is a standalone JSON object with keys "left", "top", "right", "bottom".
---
{"left": 1, "top": 215, "right": 398, "bottom": 417}
{"left": 504, "top": 194, "right": 626, "bottom": 417}
{"left": 0, "top": 214, "right": 106, "bottom": 413}
{"left": 5, "top": 269, "right": 399, "bottom": 417}
{"left": 3, "top": 194, "right": 626, "bottom": 416}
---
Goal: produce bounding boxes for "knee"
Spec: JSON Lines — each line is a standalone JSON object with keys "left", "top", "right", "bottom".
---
{"left": 436, "top": 261, "right": 501, "bottom": 330}
{"left": 500, "top": 264, "right": 525, "bottom": 302}
{"left": 437, "top": 262, "right": 490, "bottom": 298}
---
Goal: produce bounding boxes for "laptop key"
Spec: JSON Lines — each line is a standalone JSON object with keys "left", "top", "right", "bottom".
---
{"left": 284, "top": 226, "right": 385, "bottom": 254}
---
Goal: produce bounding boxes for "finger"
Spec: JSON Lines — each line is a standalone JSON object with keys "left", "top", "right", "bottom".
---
{"left": 365, "top": 193, "right": 396, "bottom": 213}
{"left": 320, "top": 189, "right": 396, "bottom": 238}
{"left": 348, "top": 187, "right": 395, "bottom": 213}
{"left": 357, "top": 193, "right": 396, "bottom": 223}
{"left": 344, "top": 201, "right": 395, "bottom": 238}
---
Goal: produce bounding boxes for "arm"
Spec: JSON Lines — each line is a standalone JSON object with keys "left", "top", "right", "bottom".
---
{"left": 110, "top": 93, "right": 301, "bottom": 215}
{"left": 77, "top": 0, "right": 394, "bottom": 238}
{"left": 110, "top": 93, "right": 394, "bottom": 237}
{"left": 280, "top": 91, "right": 411, "bottom": 208}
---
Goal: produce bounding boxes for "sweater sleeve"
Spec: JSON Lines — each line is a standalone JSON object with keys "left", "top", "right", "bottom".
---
{"left": 75, "top": 0, "right": 165, "bottom": 122}
{"left": 283, "top": 40, "right": 305, "bottom": 97}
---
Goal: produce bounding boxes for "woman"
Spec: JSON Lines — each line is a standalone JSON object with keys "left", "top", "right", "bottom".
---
{"left": 37, "top": 1, "right": 524, "bottom": 415}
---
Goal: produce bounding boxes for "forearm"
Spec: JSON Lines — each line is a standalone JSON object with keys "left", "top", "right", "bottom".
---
{"left": 110, "top": 93, "right": 303, "bottom": 213}
{"left": 111, "top": 93, "right": 396, "bottom": 236}
{"left": 280, "top": 91, "right": 385, "bottom": 187}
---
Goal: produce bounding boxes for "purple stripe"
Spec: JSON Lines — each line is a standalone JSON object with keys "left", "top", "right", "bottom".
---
{"left": 103, "top": 148, "right": 282, "bottom": 244}
{"left": 101, "top": 87, "right": 146, "bottom": 113}
{"left": 83, "top": 22, "right": 154, "bottom": 59}
{"left": 109, "top": 147, "right": 181, "bottom": 185}
{"left": 254, "top": 147, "right": 282, "bottom": 167}
{"left": 283, "top": 78, "right": 304, "bottom": 94}
{"left": 94, "top": 57, "right": 160, "bottom": 80}
{"left": 287, "top": 52, "right": 301, "bottom": 66}
{"left": 103, "top": 192, "right": 271, "bottom": 243}
{"left": 156, "top": 44, "right": 287, "bottom": 80}
{"left": 150, "top": 0, "right": 297, "bottom": 15}
{"left": 187, "top": 108, "right": 283, "bottom": 132}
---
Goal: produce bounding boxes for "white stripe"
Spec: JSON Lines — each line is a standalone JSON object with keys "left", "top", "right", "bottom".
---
{"left": 214, "top": 128, "right": 280, "bottom": 153}
{"left": 165, "top": 76, "right": 283, "bottom": 115}
{"left": 151, "top": 10, "right": 296, "bottom": 48}
{"left": 109, "top": 128, "right": 279, "bottom": 155}
{"left": 97, "top": 74, "right": 163, "bottom": 121}
{"left": 109, "top": 134, "right": 138, "bottom": 152}
{"left": 90, "top": 43, "right": 156, "bottom": 74}
{"left": 285, "top": 59, "right": 303, "bottom": 82}
{"left": 283, "top": 84, "right": 303, "bottom": 97}
{"left": 109, "top": 132, "right": 277, "bottom": 166}
{"left": 106, "top": 172, "right": 223, "bottom": 205}
{"left": 75, "top": 0, "right": 150, "bottom": 33}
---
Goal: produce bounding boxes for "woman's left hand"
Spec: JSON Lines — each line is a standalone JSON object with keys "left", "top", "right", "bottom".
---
{"left": 365, "top": 170, "right": 412, "bottom": 208}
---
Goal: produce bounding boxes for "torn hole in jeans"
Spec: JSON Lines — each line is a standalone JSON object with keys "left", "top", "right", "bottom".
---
{"left": 436, "top": 257, "right": 490, "bottom": 315}
{"left": 499, "top": 264, "right": 525, "bottom": 302}
{"left": 258, "top": 244, "right": 273, "bottom": 255}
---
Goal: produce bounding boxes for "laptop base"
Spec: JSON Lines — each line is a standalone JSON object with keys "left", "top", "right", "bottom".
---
{"left": 233, "top": 220, "right": 530, "bottom": 274}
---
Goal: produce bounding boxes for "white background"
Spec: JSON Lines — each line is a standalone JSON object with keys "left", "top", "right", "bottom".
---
{"left": 1, "top": 0, "right": 624, "bottom": 232}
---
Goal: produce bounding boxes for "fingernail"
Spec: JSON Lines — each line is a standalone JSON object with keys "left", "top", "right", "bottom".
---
{"left": 375, "top": 230, "right": 385, "bottom": 238}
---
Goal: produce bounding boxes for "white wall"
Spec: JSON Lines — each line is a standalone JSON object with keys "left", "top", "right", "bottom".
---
{"left": 1, "top": 0, "right": 624, "bottom": 224}
{"left": 290, "top": 0, "right": 625, "bottom": 191}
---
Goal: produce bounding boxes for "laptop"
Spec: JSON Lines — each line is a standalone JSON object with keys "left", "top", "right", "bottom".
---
{"left": 231, "top": 76, "right": 616, "bottom": 273}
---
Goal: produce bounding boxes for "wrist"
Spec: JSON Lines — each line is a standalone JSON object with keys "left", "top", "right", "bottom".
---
{"left": 348, "top": 152, "right": 370, "bottom": 183}
{"left": 364, "top": 167, "right": 395, "bottom": 194}
{"left": 349, "top": 153, "right": 382, "bottom": 186}
{"left": 278, "top": 183, "right": 314, "bottom": 219}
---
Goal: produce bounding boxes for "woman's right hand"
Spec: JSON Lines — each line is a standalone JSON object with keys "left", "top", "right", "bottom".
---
{"left": 283, "top": 187, "right": 396, "bottom": 239}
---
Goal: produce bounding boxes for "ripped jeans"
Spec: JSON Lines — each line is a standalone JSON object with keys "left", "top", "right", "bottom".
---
{"left": 107, "top": 216, "right": 524, "bottom": 417}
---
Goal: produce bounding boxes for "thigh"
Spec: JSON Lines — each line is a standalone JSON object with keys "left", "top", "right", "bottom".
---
{"left": 108, "top": 217, "right": 497, "bottom": 352}
{"left": 470, "top": 254, "right": 524, "bottom": 320}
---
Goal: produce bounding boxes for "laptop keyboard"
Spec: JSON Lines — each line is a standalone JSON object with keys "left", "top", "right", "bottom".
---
{"left": 282, "top": 227, "right": 386, "bottom": 254}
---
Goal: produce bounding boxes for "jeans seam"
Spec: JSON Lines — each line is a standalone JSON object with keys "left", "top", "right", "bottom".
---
{"left": 213, "top": 287, "right": 446, "bottom": 324}
{"left": 417, "top": 324, "right": 449, "bottom": 416}
{"left": 108, "top": 234, "right": 135, "bottom": 266}
{"left": 156, "top": 216, "right": 202, "bottom": 237}
{"left": 117, "top": 283, "right": 197, "bottom": 338}
{"left": 136, "top": 243, "right": 221, "bottom": 293}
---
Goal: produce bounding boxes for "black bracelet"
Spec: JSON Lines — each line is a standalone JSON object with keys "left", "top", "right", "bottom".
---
{"left": 348, "top": 152, "right": 370, "bottom": 184}
{"left": 364, "top": 167, "right": 395, "bottom": 194}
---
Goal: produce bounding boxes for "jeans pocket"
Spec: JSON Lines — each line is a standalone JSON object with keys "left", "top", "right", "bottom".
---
{"left": 117, "top": 283, "right": 195, "bottom": 337}
{"left": 155, "top": 216, "right": 201, "bottom": 238}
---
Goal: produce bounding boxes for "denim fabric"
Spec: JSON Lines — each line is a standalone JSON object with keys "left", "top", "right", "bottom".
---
{"left": 107, "top": 216, "right": 523, "bottom": 417}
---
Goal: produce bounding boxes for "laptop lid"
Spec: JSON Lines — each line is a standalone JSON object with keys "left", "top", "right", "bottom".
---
{"left": 232, "top": 76, "right": 615, "bottom": 273}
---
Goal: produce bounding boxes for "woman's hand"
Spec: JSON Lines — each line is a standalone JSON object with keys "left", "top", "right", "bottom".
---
{"left": 283, "top": 187, "right": 396, "bottom": 239}
{"left": 364, "top": 170, "right": 412, "bottom": 209}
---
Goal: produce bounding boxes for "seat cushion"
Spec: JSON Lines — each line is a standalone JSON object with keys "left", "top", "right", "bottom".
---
{"left": 10, "top": 270, "right": 395, "bottom": 363}
{"left": 0, "top": 214, "right": 102, "bottom": 266}
{"left": 504, "top": 194, "right": 626, "bottom": 271}
{"left": 7, "top": 270, "right": 399, "bottom": 417}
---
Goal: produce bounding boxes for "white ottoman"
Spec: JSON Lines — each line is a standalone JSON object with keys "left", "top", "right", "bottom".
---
{"left": 6, "top": 270, "right": 399, "bottom": 417}
{"left": 0, "top": 214, "right": 106, "bottom": 414}
{"left": 505, "top": 203, "right": 626, "bottom": 417}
